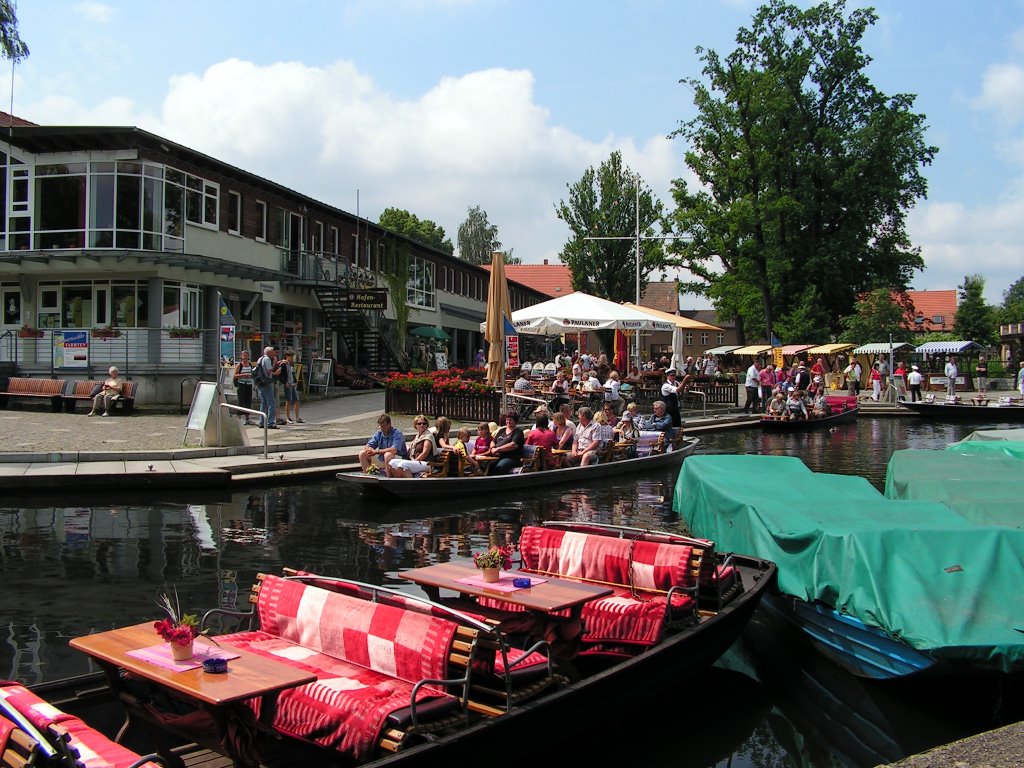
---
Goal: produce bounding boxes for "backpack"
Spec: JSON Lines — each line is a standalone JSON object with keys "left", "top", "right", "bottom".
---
{"left": 252, "top": 357, "right": 271, "bottom": 386}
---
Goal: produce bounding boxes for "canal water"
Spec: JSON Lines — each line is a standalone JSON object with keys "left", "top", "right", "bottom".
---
{"left": 1, "top": 417, "right": 1019, "bottom": 767}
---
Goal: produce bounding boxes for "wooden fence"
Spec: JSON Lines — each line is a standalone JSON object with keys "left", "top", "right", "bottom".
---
{"left": 385, "top": 389, "right": 504, "bottom": 421}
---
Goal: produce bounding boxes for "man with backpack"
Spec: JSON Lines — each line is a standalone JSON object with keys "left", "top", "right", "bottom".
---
{"left": 253, "top": 346, "right": 281, "bottom": 429}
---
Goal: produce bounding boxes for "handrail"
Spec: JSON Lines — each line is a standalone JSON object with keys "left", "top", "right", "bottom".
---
{"left": 219, "top": 402, "right": 269, "bottom": 460}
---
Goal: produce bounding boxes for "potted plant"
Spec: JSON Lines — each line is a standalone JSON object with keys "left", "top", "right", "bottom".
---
{"left": 472, "top": 544, "right": 514, "bottom": 583}
{"left": 92, "top": 325, "right": 122, "bottom": 339}
{"left": 154, "top": 588, "right": 214, "bottom": 661}
{"left": 17, "top": 324, "right": 43, "bottom": 339}
{"left": 168, "top": 326, "right": 201, "bottom": 339}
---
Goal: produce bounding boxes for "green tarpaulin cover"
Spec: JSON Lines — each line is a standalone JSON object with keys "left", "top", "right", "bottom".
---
{"left": 674, "top": 454, "right": 1024, "bottom": 670}
{"left": 885, "top": 449, "right": 1024, "bottom": 528}
{"left": 956, "top": 428, "right": 1024, "bottom": 442}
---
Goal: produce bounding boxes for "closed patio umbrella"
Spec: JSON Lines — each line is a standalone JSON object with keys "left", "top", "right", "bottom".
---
{"left": 485, "top": 253, "right": 512, "bottom": 392}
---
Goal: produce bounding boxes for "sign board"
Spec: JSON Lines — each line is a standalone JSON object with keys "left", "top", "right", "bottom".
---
{"left": 310, "top": 358, "right": 332, "bottom": 390}
{"left": 294, "top": 363, "right": 306, "bottom": 395}
{"left": 434, "top": 352, "right": 448, "bottom": 370}
{"left": 892, "top": 373, "right": 907, "bottom": 400}
{"left": 343, "top": 289, "right": 387, "bottom": 310}
{"left": 183, "top": 381, "right": 248, "bottom": 447}
{"left": 772, "top": 347, "right": 784, "bottom": 369}
{"left": 218, "top": 364, "right": 236, "bottom": 396}
{"left": 220, "top": 325, "right": 235, "bottom": 363}
{"left": 505, "top": 335, "right": 519, "bottom": 369}
{"left": 53, "top": 330, "right": 89, "bottom": 368}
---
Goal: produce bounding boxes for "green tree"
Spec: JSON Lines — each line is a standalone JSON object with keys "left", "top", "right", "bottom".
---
{"left": 839, "top": 288, "right": 915, "bottom": 344}
{"left": 0, "top": 1, "right": 27, "bottom": 62}
{"left": 378, "top": 207, "right": 453, "bottom": 255}
{"left": 953, "top": 274, "right": 995, "bottom": 345}
{"left": 555, "top": 151, "right": 666, "bottom": 303}
{"left": 997, "top": 275, "right": 1024, "bottom": 325}
{"left": 456, "top": 205, "right": 519, "bottom": 265}
{"left": 667, "top": 0, "right": 935, "bottom": 343}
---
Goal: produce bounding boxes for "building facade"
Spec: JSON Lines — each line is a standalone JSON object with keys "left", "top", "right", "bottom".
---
{"left": 0, "top": 116, "right": 545, "bottom": 402}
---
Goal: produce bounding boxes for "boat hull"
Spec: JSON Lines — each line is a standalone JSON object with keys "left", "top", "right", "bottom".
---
{"left": 337, "top": 437, "right": 699, "bottom": 499}
{"left": 899, "top": 401, "right": 1024, "bottom": 422}
{"left": 760, "top": 406, "right": 859, "bottom": 431}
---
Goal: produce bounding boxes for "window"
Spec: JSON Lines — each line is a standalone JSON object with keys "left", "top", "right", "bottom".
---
{"left": 254, "top": 201, "right": 267, "bottom": 241}
{"left": 314, "top": 221, "right": 324, "bottom": 252}
{"left": 2, "top": 287, "right": 20, "bottom": 326}
{"left": 407, "top": 257, "right": 435, "bottom": 309}
{"left": 685, "top": 333, "right": 693, "bottom": 345}
{"left": 717, "top": 333, "right": 724, "bottom": 345}
{"left": 162, "top": 282, "right": 201, "bottom": 328}
{"left": 184, "top": 174, "right": 218, "bottom": 228}
{"left": 330, "top": 226, "right": 338, "bottom": 255}
{"left": 932, "top": 315, "right": 944, "bottom": 325}
{"left": 227, "top": 191, "right": 241, "bottom": 235}
{"left": 700, "top": 332, "right": 708, "bottom": 345}
{"left": 34, "top": 163, "right": 87, "bottom": 249}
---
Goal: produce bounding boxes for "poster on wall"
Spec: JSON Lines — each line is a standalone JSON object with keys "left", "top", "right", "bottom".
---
{"left": 309, "top": 358, "right": 332, "bottom": 391}
{"left": 53, "top": 330, "right": 89, "bottom": 368}
{"left": 434, "top": 352, "right": 448, "bottom": 370}
{"left": 505, "top": 334, "right": 519, "bottom": 369}
{"left": 220, "top": 325, "right": 235, "bottom": 363}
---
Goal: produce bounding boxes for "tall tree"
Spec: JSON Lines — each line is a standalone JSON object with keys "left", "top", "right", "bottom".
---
{"left": 0, "top": 1, "right": 27, "bottom": 62}
{"left": 456, "top": 205, "right": 519, "bottom": 265}
{"left": 953, "top": 274, "right": 995, "bottom": 345}
{"left": 838, "top": 288, "right": 915, "bottom": 344}
{"left": 378, "top": 207, "right": 453, "bottom": 255}
{"left": 997, "top": 275, "right": 1024, "bottom": 325}
{"left": 555, "top": 151, "right": 666, "bottom": 303}
{"left": 667, "top": 0, "right": 936, "bottom": 343}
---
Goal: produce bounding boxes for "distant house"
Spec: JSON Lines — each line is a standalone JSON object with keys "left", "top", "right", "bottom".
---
{"left": 484, "top": 259, "right": 573, "bottom": 299}
{"left": 680, "top": 309, "right": 738, "bottom": 358}
{"left": 904, "top": 289, "right": 957, "bottom": 333}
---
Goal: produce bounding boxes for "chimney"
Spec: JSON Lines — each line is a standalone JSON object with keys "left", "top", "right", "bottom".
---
{"left": 543, "top": 259, "right": 548, "bottom": 266}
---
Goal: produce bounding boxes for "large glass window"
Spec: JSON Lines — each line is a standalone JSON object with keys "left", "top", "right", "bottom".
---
{"left": 89, "top": 169, "right": 115, "bottom": 248}
{"left": 184, "top": 173, "right": 218, "bottom": 228}
{"left": 162, "top": 282, "right": 201, "bottom": 328}
{"left": 35, "top": 163, "right": 87, "bottom": 249}
{"left": 407, "top": 257, "right": 435, "bottom": 309}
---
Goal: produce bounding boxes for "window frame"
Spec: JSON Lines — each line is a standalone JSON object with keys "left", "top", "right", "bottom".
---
{"left": 226, "top": 190, "right": 242, "bottom": 236}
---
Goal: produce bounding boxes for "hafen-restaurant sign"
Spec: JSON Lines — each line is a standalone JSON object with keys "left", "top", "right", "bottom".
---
{"left": 345, "top": 289, "right": 387, "bottom": 310}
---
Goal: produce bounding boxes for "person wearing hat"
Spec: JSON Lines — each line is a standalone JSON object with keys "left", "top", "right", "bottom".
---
{"left": 906, "top": 364, "right": 923, "bottom": 402}
{"left": 793, "top": 361, "right": 811, "bottom": 393}
{"left": 660, "top": 368, "right": 683, "bottom": 427}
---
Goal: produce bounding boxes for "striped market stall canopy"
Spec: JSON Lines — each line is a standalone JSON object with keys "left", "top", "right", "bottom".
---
{"left": 732, "top": 344, "right": 773, "bottom": 355}
{"left": 853, "top": 342, "right": 914, "bottom": 355}
{"left": 778, "top": 344, "right": 814, "bottom": 355}
{"left": 704, "top": 345, "right": 742, "bottom": 356}
{"left": 806, "top": 343, "right": 856, "bottom": 355}
{"left": 915, "top": 340, "right": 983, "bottom": 354}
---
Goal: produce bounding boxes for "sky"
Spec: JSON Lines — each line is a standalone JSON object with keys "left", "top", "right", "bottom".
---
{"left": 9, "top": 0, "right": 1024, "bottom": 308}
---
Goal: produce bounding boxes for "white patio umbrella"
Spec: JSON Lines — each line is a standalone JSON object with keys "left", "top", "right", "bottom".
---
{"left": 505, "top": 292, "right": 675, "bottom": 336}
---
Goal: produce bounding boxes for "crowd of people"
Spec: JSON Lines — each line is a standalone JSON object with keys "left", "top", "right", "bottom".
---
{"left": 743, "top": 357, "right": 838, "bottom": 421}
{"left": 358, "top": 398, "right": 683, "bottom": 480}
{"left": 231, "top": 345, "right": 304, "bottom": 428}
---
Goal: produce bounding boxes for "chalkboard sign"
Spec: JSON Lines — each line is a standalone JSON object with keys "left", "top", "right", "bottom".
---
{"left": 310, "top": 358, "right": 332, "bottom": 391}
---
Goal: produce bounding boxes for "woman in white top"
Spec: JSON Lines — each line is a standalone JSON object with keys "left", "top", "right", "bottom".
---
{"left": 387, "top": 415, "right": 438, "bottom": 478}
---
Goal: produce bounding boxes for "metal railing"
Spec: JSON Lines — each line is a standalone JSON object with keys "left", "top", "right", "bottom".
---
{"left": 219, "top": 403, "right": 269, "bottom": 460}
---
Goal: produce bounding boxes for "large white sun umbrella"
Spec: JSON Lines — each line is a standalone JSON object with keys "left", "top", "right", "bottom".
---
{"left": 502, "top": 292, "right": 676, "bottom": 336}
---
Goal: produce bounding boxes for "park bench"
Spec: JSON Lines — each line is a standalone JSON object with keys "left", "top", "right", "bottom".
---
{"left": 63, "top": 380, "right": 138, "bottom": 414}
{"left": 0, "top": 377, "right": 67, "bottom": 412}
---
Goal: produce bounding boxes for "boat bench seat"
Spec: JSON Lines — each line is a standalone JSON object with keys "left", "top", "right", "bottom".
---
{"left": 0, "top": 682, "right": 164, "bottom": 768}
{"left": 208, "top": 574, "right": 486, "bottom": 760}
{"left": 826, "top": 395, "right": 857, "bottom": 413}
{"left": 483, "top": 525, "right": 712, "bottom": 657}
{"left": 0, "top": 377, "right": 68, "bottom": 412}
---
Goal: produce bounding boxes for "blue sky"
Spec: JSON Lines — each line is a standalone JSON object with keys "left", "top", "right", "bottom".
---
{"left": 11, "top": 0, "right": 1024, "bottom": 307}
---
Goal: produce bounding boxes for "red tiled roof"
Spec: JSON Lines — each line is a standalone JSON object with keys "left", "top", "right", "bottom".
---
{"left": 483, "top": 262, "right": 574, "bottom": 298}
{"left": 0, "top": 110, "right": 36, "bottom": 128}
{"left": 638, "top": 281, "right": 680, "bottom": 314}
{"left": 905, "top": 289, "right": 957, "bottom": 332}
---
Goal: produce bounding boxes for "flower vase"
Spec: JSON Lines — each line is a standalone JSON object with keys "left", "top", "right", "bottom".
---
{"left": 170, "top": 640, "right": 194, "bottom": 661}
{"left": 481, "top": 567, "right": 500, "bottom": 583}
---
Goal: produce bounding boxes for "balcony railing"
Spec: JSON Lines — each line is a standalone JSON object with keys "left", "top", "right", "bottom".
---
{"left": 279, "top": 249, "right": 379, "bottom": 288}
{"left": 0, "top": 328, "right": 215, "bottom": 370}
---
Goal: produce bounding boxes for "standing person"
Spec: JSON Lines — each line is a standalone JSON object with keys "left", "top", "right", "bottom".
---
{"left": 743, "top": 359, "right": 761, "bottom": 414}
{"left": 604, "top": 370, "right": 623, "bottom": 414}
{"left": 1018, "top": 361, "right": 1024, "bottom": 398}
{"left": 759, "top": 363, "right": 776, "bottom": 409}
{"left": 232, "top": 350, "right": 256, "bottom": 425}
{"left": 280, "top": 350, "right": 304, "bottom": 423}
{"left": 944, "top": 356, "right": 959, "bottom": 400}
{"left": 253, "top": 346, "right": 280, "bottom": 429}
{"left": 843, "top": 359, "right": 858, "bottom": 397}
{"left": 975, "top": 355, "right": 988, "bottom": 396}
{"left": 359, "top": 413, "right": 408, "bottom": 472}
{"left": 870, "top": 362, "right": 882, "bottom": 401}
{"left": 660, "top": 368, "right": 683, "bottom": 428}
{"left": 907, "top": 364, "right": 923, "bottom": 402}
{"left": 474, "top": 348, "right": 485, "bottom": 367}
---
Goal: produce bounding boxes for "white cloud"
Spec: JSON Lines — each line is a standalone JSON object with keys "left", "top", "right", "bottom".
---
{"left": 74, "top": 2, "right": 116, "bottom": 23}
{"left": 972, "top": 63, "right": 1024, "bottom": 125}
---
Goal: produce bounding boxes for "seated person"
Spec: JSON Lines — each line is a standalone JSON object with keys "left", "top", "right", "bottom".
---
{"left": 592, "top": 410, "right": 615, "bottom": 444}
{"left": 359, "top": 413, "right": 408, "bottom": 472}
{"left": 614, "top": 410, "right": 640, "bottom": 442}
{"left": 640, "top": 400, "right": 674, "bottom": 435}
{"left": 525, "top": 413, "right": 559, "bottom": 468}
{"left": 564, "top": 406, "right": 602, "bottom": 467}
{"left": 88, "top": 366, "right": 124, "bottom": 417}
{"left": 785, "top": 390, "right": 808, "bottom": 420}
{"left": 600, "top": 401, "right": 620, "bottom": 428}
{"left": 512, "top": 373, "right": 535, "bottom": 394}
{"left": 552, "top": 411, "right": 575, "bottom": 452}
{"left": 387, "top": 415, "right": 438, "bottom": 478}
{"left": 582, "top": 372, "right": 603, "bottom": 393}
{"left": 767, "top": 392, "right": 787, "bottom": 419}
{"left": 450, "top": 427, "right": 473, "bottom": 474}
{"left": 811, "top": 390, "right": 831, "bottom": 418}
{"left": 624, "top": 401, "right": 643, "bottom": 424}
{"left": 485, "top": 412, "right": 525, "bottom": 475}
{"left": 467, "top": 421, "right": 493, "bottom": 474}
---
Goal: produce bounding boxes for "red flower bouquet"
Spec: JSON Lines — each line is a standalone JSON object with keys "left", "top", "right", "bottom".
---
{"left": 154, "top": 589, "right": 206, "bottom": 646}
{"left": 473, "top": 544, "right": 514, "bottom": 571}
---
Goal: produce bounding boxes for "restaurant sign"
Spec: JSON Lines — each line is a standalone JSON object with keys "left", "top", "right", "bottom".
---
{"left": 344, "top": 289, "right": 387, "bottom": 310}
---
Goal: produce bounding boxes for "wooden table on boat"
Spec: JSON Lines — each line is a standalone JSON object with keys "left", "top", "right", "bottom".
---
{"left": 402, "top": 561, "right": 613, "bottom": 620}
{"left": 69, "top": 622, "right": 316, "bottom": 767}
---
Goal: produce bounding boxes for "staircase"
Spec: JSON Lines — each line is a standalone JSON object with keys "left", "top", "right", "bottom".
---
{"left": 314, "top": 286, "right": 408, "bottom": 373}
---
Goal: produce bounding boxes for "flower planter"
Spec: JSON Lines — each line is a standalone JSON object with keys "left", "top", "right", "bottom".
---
{"left": 169, "top": 331, "right": 200, "bottom": 339}
{"left": 480, "top": 567, "right": 500, "bottom": 583}
{"left": 170, "top": 640, "right": 194, "bottom": 661}
{"left": 17, "top": 330, "right": 43, "bottom": 339}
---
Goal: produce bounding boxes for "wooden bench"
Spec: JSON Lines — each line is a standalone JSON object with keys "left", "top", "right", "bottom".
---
{"left": 201, "top": 573, "right": 539, "bottom": 760}
{"left": 63, "top": 380, "right": 138, "bottom": 414}
{"left": 0, "top": 682, "right": 164, "bottom": 768}
{"left": 0, "top": 377, "right": 67, "bottom": 412}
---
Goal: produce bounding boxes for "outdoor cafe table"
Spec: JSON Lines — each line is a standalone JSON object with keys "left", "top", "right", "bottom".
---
{"left": 70, "top": 622, "right": 316, "bottom": 767}
{"left": 401, "top": 561, "right": 613, "bottom": 621}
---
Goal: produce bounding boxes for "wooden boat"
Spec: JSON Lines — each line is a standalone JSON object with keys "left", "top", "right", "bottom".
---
{"left": 899, "top": 399, "right": 1024, "bottom": 422}
{"left": 337, "top": 436, "right": 699, "bottom": 500}
{"left": 674, "top": 454, "right": 1024, "bottom": 680}
{"left": 760, "top": 405, "right": 858, "bottom": 431}
{"left": 21, "top": 523, "right": 775, "bottom": 768}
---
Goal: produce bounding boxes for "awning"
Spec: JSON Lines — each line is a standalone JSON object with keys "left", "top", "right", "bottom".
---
{"left": 853, "top": 342, "right": 914, "bottom": 355}
{"left": 915, "top": 340, "right": 983, "bottom": 354}
{"left": 807, "top": 343, "right": 856, "bottom": 355}
{"left": 778, "top": 344, "right": 814, "bottom": 355}
{"left": 622, "top": 303, "right": 722, "bottom": 331}
{"left": 732, "top": 344, "right": 772, "bottom": 355}
{"left": 704, "top": 345, "right": 742, "bottom": 356}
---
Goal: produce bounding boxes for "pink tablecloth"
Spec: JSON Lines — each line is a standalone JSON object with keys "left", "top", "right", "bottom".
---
{"left": 125, "top": 642, "right": 239, "bottom": 672}
{"left": 455, "top": 572, "right": 547, "bottom": 593}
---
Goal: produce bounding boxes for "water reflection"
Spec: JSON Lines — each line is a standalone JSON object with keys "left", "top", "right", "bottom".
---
{"left": 1, "top": 418, "right": 1018, "bottom": 766}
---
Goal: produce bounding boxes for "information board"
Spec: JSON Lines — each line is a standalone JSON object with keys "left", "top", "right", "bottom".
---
{"left": 53, "top": 330, "right": 89, "bottom": 368}
{"left": 892, "top": 373, "right": 907, "bottom": 400}
{"left": 310, "top": 358, "right": 332, "bottom": 390}
{"left": 344, "top": 289, "right": 387, "bottom": 310}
